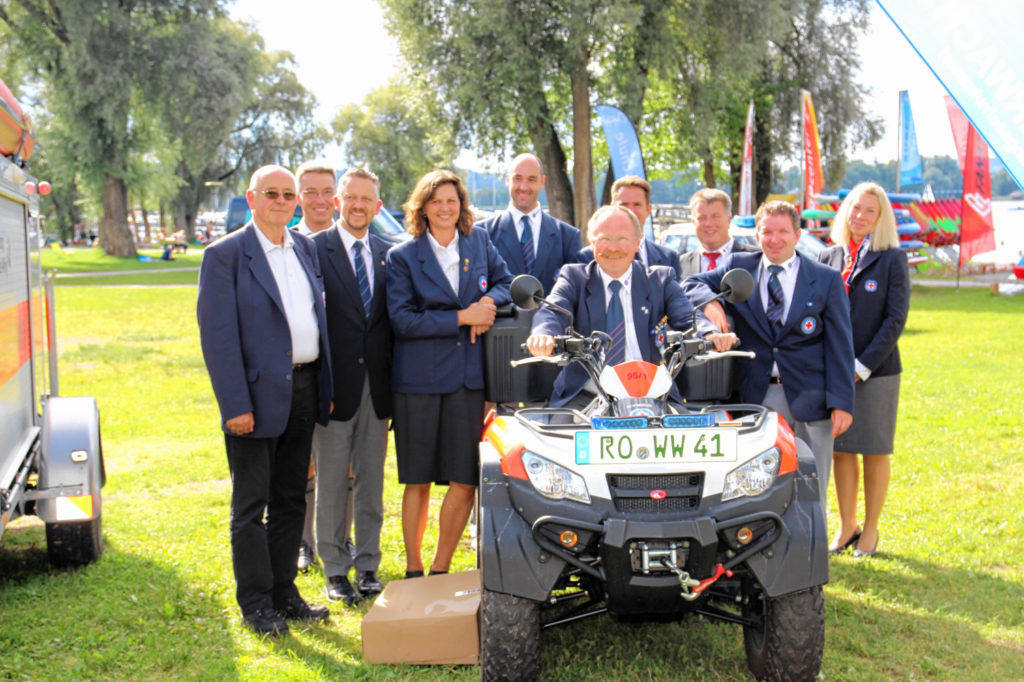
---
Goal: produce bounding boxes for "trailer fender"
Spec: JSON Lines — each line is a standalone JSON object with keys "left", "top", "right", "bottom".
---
{"left": 35, "top": 396, "right": 103, "bottom": 524}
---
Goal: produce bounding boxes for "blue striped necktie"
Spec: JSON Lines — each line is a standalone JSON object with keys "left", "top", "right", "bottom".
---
{"left": 766, "top": 264, "right": 785, "bottom": 327}
{"left": 606, "top": 280, "right": 625, "bottom": 365}
{"left": 520, "top": 215, "right": 535, "bottom": 274}
{"left": 353, "top": 240, "right": 372, "bottom": 318}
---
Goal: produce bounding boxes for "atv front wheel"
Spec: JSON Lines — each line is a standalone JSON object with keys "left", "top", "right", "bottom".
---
{"left": 480, "top": 587, "right": 541, "bottom": 682}
{"left": 743, "top": 585, "right": 824, "bottom": 682}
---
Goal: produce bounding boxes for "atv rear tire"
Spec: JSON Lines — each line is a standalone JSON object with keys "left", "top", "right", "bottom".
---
{"left": 46, "top": 515, "right": 103, "bottom": 568}
{"left": 743, "top": 585, "right": 824, "bottom": 682}
{"left": 480, "top": 587, "right": 541, "bottom": 682}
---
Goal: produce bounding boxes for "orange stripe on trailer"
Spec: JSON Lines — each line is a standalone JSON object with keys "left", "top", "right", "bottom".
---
{"left": 0, "top": 299, "right": 31, "bottom": 387}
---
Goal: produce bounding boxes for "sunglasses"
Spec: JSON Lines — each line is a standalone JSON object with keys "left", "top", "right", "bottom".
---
{"left": 255, "top": 189, "right": 296, "bottom": 201}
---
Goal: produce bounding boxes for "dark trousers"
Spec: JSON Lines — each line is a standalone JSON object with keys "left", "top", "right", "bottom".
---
{"left": 225, "top": 366, "right": 318, "bottom": 614}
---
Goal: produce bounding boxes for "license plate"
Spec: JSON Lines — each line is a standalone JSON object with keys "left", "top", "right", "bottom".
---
{"left": 574, "top": 429, "right": 738, "bottom": 465}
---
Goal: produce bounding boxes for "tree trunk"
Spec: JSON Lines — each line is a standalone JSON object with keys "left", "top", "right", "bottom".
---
{"left": 141, "top": 201, "right": 151, "bottom": 243}
{"left": 754, "top": 108, "right": 773, "bottom": 207}
{"left": 599, "top": 162, "right": 614, "bottom": 209}
{"left": 100, "top": 176, "right": 137, "bottom": 258}
{"left": 702, "top": 157, "right": 716, "bottom": 189}
{"left": 522, "top": 82, "right": 574, "bottom": 226}
{"left": 571, "top": 67, "right": 595, "bottom": 243}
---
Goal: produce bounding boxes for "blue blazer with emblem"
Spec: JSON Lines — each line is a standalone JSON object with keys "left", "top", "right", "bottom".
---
{"left": 577, "top": 240, "right": 683, "bottom": 280}
{"left": 532, "top": 261, "right": 704, "bottom": 407}
{"left": 386, "top": 227, "right": 512, "bottom": 394}
{"left": 683, "top": 252, "right": 855, "bottom": 422}
{"left": 197, "top": 222, "right": 333, "bottom": 438}
{"left": 477, "top": 211, "right": 581, "bottom": 295}
{"left": 818, "top": 245, "right": 909, "bottom": 377}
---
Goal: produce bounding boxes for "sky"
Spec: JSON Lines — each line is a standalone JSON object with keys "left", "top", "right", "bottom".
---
{"left": 229, "top": 0, "right": 956, "bottom": 168}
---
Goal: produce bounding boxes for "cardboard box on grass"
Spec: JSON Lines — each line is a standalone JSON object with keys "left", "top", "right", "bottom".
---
{"left": 362, "top": 569, "right": 481, "bottom": 665}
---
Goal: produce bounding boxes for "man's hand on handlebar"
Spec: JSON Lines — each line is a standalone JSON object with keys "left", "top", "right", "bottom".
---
{"left": 705, "top": 332, "right": 739, "bottom": 352}
{"left": 526, "top": 333, "right": 556, "bottom": 357}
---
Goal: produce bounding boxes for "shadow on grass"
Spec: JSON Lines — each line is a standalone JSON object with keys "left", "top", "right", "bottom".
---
{"left": 826, "top": 552, "right": 1024, "bottom": 678}
{"left": 0, "top": 523, "right": 240, "bottom": 680}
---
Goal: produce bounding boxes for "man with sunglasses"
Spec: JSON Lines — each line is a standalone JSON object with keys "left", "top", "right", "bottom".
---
{"left": 198, "top": 164, "right": 333, "bottom": 636}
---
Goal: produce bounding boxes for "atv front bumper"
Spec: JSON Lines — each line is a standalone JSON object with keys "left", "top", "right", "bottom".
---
{"left": 479, "top": 458, "right": 827, "bottom": 609}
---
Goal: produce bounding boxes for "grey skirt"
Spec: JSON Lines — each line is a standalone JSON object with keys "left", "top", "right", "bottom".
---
{"left": 834, "top": 373, "right": 900, "bottom": 455}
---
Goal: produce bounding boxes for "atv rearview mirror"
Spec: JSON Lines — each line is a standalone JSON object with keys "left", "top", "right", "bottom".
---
{"left": 721, "top": 268, "right": 754, "bottom": 304}
{"left": 510, "top": 274, "right": 544, "bottom": 310}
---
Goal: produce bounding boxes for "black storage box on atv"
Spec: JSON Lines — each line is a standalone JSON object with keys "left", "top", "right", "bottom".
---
{"left": 483, "top": 304, "right": 559, "bottom": 404}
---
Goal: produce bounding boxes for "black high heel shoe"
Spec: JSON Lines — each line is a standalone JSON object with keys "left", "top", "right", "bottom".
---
{"left": 829, "top": 527, "right": 862, "bottom": 554}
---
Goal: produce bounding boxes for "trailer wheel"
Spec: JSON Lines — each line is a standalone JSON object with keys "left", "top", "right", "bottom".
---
{"left": 45, "top": 515, "right": 102, "bottom": 568}
{"left": 480, "top": 587, "right": 541, "bottom": 682}
{"left": 743, "top": 585, "right": 824, "bottom": 682}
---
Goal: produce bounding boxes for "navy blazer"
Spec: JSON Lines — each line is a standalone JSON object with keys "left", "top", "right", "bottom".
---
{"left": 387, "top": 227, "right": 512, "bottom": 394}
{"left": 313, "top": 228, "right": 393, "bottom": 421}
{"left": 477, "top": 211, "right": 581, "bottom": 295}
{"left": 683, "top": 252, "right": 855, "bottom": 422}
{"left": 197, "top": 222, "right": 333, "bottom": 438}
{"left": 818, "top": 245, "right": 910, "bottom": 377}
{"left": 533, "top": 261, "right": 702, "bottom": 407}
{"left": 678, "top": 240, "right": 761, "bottom": 278}
{"left": 578, "top": 240, "right": 683, "bottom": 280}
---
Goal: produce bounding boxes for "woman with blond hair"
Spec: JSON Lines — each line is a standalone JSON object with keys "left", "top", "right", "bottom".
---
{"left": 819, "top": 182, "right": 910, "bottom": 557}
{"left": 386, "top": 169, "right": 512, "bottom": 577}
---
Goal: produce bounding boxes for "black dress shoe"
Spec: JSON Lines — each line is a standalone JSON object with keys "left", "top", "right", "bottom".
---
{"left": 325, "top": 575, "right": 361, "bottom": 606}
{"left": 297, "top": 541, "right": 315, "bottom": 572}
{"left": 243, "top": 608, "right": 289, "bottom": 636}
{"left": 356, "top": 571, "right": 384, "bottom": 597}
{"left": 404, "top": 570, "right": 424, "bottom": 579}
{"left": 276, "top": 595, "right": 330, "bottom": 622}
{"left": 829, "top": 527, "right": 862, "bottom": 554}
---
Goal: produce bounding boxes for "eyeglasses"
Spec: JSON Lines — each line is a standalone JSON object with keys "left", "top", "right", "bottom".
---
{"left": 254, "top": 189, "right": 296, "bottom": 201}
{"left": 301, "top": 189, "right": 336, "bottom": 199}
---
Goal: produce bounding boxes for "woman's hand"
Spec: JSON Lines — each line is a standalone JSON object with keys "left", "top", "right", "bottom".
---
{"left": 460, "top": 296, "right": 497, "bottom": 343}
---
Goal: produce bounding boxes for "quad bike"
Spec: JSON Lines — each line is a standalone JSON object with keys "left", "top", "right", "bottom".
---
{"left": 478, "top": 270, "right": 828, "bottom": 682}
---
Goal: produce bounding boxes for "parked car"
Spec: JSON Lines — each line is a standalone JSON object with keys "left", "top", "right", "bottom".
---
{"left": 658, "top": 220, "right": 826, "bottom": 261}
{"left": 224, "top": 195, "right": 409, "bottom": 245}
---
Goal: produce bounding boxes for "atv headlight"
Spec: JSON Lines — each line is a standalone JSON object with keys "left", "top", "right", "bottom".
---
{"left": 722, "top": 447, "right": 780, "bottom": 501}
{"left": 522, "top": 451, "right": 591, "bottom": 504}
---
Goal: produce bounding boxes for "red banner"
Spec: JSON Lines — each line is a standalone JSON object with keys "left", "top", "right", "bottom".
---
{"left": 944, "top": 96, "right": 970, "bottom": 172}
{"left": 739, "top": 100, "right": 755, "bottom": 215}
{"left": 802, "top": 91, "right": 824, "bottom": 211}
{"left": 960, "top": 125, "right": 996, "bottom": 266}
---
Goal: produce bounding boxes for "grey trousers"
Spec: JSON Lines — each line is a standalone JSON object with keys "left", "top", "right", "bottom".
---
{"left": 313, "top": 377, "right": 389, "bottom": 577}
{"left": 763, "top": 384, "right": 833, "bottom": 505}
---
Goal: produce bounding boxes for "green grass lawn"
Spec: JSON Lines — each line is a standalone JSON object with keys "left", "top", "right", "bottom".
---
{"left": 0, "top": 283, "right": 1022, "bottom": 680}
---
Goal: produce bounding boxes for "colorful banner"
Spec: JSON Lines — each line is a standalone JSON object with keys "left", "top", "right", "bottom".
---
{"left": 944, "top": 95, "right": 969, "bottom": 172}
{"left": 960, "top": 125, "right": 996, "bottom": 265}
{"left": 739, "top": 99, "right": 755, "bottom": 215}
{"left": 898, "top": 91, "right": 924, "bottom": 187}
{"left": 877, "top": 0, "right": 1024, "bottom": 189}
{"left": 801, "top": 90, "right": 824, "bottom": 211}
{"left": 595, "top": 104, "right": 650, "bottom": 238}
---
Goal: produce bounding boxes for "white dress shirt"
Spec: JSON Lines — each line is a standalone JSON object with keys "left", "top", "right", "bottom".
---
{"left": 597, "top": 267, "right": 642, "bottom": 362}
{"left": 508, "top": 203, "right": 542, "bottom": 255}
{"left": 254, "top": 226, "right": 319, "bottom": 364}
{"left": 338, "top": 226, "right": 375, "bottom": 291}
{"left": 759, "top": 253, "right": 800, "bottom": 378}
{"left": 700, "top": 238, "right": 739, "bottom": 272}
{"left": 427, "top": 229, "right": 461, "bottom": 295}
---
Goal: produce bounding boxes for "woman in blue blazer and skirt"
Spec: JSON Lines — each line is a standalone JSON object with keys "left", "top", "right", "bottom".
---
{"left": 387, "top": 169, "right": 512, "bottom": 577}
{"left": 819, "top": 182, "right": 910, "bottom": 557}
